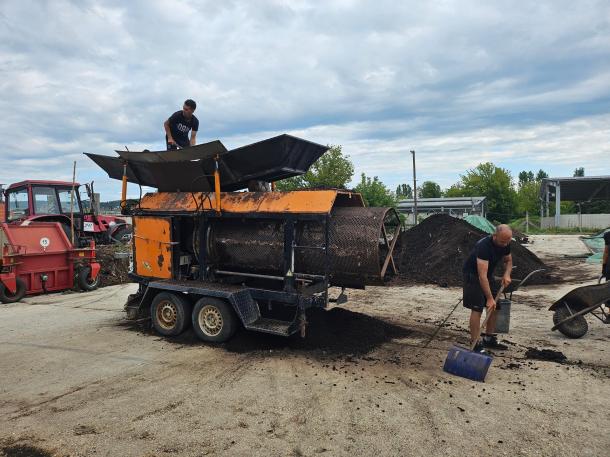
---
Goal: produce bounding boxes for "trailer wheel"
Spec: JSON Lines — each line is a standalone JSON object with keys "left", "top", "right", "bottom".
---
{"left": 151, "top": 292, "right": 192, "bottom": 337}
{"left": 0, "top": 278, "right": 26, "bottom": 304}
{"left": 192, "top": 297, "right": 237, "bottom": 343}
{"left": 77, "top": 267, "right": 100, "bottom": 291}
{"left": 553, "top": 305, "right": 588, "bottom": 339}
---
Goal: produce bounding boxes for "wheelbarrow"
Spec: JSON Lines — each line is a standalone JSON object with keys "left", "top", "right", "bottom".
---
{"left": 549, "top": 277, "right": 610, "bottom": 338}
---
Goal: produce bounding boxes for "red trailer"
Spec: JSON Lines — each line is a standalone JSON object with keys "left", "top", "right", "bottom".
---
{"left": 0, "top": 222, "right": 100, "bottom": 303}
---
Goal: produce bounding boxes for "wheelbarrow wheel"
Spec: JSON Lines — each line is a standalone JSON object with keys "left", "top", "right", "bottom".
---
{"left": 553, "top": 305, "right": 588, "bottom": 339}
{"left": 0, "top": 278, "right": 26, "bottom": 304}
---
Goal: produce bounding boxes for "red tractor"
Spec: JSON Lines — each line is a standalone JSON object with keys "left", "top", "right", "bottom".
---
{"left": 3, "top": 180, "right": 131, "bottom": 245}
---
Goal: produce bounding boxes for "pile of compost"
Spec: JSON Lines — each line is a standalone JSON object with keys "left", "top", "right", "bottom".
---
{"left": 396, "top": 214, "right": 553, "bottom": 287}
{"left": 96, "top": 244, "right": 131, "bottom": 287}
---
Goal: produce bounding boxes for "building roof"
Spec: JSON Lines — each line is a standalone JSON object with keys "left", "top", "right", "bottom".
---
{"left": 541, "top": 176, "right": 610, "bottom": 201}
{"left": 397, "top": 196, "right": 486, "bottom": 211}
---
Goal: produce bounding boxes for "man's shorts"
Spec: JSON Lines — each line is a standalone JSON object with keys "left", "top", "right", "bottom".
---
{"left": 463, "top": 273, "right": 498, "bottom": 312}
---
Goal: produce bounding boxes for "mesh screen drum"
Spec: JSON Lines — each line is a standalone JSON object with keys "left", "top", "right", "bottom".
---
{"left": 206, "top": 207, "right": 400, "bottom": 288}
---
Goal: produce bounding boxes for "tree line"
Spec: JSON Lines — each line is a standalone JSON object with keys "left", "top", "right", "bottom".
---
{"left": 275, "top": 145, "right": 608, "bottom": 223}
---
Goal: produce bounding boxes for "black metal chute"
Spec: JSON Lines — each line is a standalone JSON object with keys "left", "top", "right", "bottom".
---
{"left": 85, "top": 134, "right": 328, "bottom": 192}
{"left": 115, "top": 140, "right": 228, "bottom": 162}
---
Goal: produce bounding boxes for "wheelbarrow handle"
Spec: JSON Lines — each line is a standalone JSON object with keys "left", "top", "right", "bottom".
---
{"left": 470, "top": 285, "right": 504, "bottom": 351}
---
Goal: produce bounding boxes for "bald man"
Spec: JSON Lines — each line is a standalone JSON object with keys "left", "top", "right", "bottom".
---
{"left": 462, "top": 225, "right": 513, "bottom": 352}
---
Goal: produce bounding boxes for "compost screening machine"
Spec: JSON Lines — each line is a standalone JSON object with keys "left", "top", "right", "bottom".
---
{"left": 87, "top": 134, "right": 401, "bottom": 342}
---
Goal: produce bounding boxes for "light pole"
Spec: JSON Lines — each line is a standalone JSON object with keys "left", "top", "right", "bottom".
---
{"left": 411, "top": 150, "right": 417, "bottom": 225}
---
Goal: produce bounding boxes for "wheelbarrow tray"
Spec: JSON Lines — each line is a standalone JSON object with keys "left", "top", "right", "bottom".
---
{"left": 549, "top": 282, "right": 610, "bottom": 337}
{"left": 549, "top": 282, "right": 610, "bottom": 313}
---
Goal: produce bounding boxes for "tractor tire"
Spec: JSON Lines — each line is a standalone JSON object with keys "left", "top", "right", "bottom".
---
{"left": 553, "top": 305, "right": 588, "bottom": 339}
{"left": 111, "top": 225, "right": 132, "bottom": 244}
{"left": 0, "top": 278, "right": 27, "bottom": 304}
{"left": 77, "top": 267, "right": 100, "bottom": 292}
{"left": 151, "top": 292, "right": 192, "bottom": 337}
{"left": 192, "top": 297, "right": 237, "bottom": 343}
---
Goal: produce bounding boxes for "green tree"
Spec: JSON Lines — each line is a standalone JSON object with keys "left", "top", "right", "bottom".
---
{"left": 518, "top": 170, "right": 535, "bottom": 188}
{"left": 395, "top": 183, "right": 413, "bottom": 199}
{"left": 516, "top": 180, "right": 540, "bottom": 215}
{"left": 536, "top": 169, "right": 548, "bottom": 181}
{"left": 573, "top": 167, "right": 585, "bottom": 177}
{"left": 355, "top": 173, "right": 396, "bottom": 207}
{"left": 419, "top": 181, "right": 442, "bottom": 198}
{"left": 275, "top": 145, "right": 354, "bottom": 191}
{"left": 443, "top": 183, "right": 466, "bottom": 197}
{"left": 448, "top": 162, "right": 517, "bottom": 222}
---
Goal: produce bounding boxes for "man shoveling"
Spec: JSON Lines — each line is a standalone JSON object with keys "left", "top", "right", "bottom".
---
{"left": 462, "top": 224, "right": 513, "bottom": 352}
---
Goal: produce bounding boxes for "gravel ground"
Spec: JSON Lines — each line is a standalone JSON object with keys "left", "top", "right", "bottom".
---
{"left": 0, "top": 235, "right": 608, "bottom": 457}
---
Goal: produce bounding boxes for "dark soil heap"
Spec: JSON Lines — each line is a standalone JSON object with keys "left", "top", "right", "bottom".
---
{"left": 396, "top": 214, "right": 552, "bottom": 287}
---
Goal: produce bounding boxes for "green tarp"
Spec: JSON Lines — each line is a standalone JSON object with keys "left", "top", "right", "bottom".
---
{"left": 580, "top": 228, "right": 609, "bottom": 263}
{"left": 464, "top": 215, "right": 496, "bottom": 234}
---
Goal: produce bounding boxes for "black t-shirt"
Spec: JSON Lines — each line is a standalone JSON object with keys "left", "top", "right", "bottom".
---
{"left": 604, "top": 231, "right": 610, "bottom": 246}
{"left": 166, "top": 111, "right": 199, "bottom": 147}
{"left": 463, "top": 235, "right": 511, "bottom": 278}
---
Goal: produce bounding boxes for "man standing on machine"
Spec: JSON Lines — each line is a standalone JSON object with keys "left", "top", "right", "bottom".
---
{"left": 164, "top": 99, "right": 199, "bottom": 150}
{"left": 462, "top": 224, "right": 513, "bottom": 352}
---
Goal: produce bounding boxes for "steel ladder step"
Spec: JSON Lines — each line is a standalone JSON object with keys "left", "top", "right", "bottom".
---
{"left": 244, "top": 318, "right": 294, "bottom": 336}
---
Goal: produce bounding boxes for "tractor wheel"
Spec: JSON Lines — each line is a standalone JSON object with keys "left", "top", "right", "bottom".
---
{"left": 553, "top": 305, "right": 588, "bottom": 339}
{"left": 0, "top": 278, "right": 27, "bottom": 304}
{"left": 192, "top": 297, "right": 237, "bottom": 343}
{"left": 77, "top": 267, "right": 100, "bottom": 291}
{"left": 151, "top": 292, "right": 192, "bottom": 337}
{"left": 111, "top": 225, "right": 132, "bottom": 244}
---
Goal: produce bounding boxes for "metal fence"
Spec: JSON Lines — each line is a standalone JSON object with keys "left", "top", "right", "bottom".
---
{"left": 541, "top": 214, "right": 610, "bottom": 229}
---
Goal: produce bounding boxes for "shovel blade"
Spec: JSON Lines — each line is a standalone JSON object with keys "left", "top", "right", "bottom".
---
{"left": 443, "top": 345, "right": 493, "bottom": 382}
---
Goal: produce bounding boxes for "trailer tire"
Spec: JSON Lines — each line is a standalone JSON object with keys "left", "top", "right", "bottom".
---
{"left": 77, "top": 267, "right": 100, "bottom": 291}
{"left": 151, "top": 292, "right": 192, "bottom": 337}
{"left": 0, "top": 278, "right": 26, "bottom": 304}
{"left": 192, "top": 297, "right": 237, "bottom": 343}
{"left": 553, "top": 305, "right": 588, "bottom": 339}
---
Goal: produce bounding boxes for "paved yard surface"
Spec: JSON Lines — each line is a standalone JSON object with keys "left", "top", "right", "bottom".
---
{"left": 0, "top": 235, "right": 608, "bottom": 457}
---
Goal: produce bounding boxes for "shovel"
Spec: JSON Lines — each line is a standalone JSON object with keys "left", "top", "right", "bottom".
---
{"left": 442, "top": 286, "right": 504, "bottom": 382}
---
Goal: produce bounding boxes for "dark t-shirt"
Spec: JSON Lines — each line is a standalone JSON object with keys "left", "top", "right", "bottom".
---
{"left": 166, "top": 111, "right": 199, "bottom": 147}
{"left": 463, "top": 235, "right": 511, "bottom": 278}
{"left": 604, "top": 231, "right": 610, "bottom": 246}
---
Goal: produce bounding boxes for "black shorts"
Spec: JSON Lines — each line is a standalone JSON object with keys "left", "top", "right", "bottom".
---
{"left": 463, "top": 273, "right": 498, "bottom": 312}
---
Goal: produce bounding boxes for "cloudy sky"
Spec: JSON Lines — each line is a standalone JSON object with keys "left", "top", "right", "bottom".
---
{"left": 1, "top": 0, "right": 609, "bottom": 200}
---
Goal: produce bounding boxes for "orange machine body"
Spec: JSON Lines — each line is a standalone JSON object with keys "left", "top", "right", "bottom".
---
{"left": 138, "top": 189, "right": 365, "bottom": 215}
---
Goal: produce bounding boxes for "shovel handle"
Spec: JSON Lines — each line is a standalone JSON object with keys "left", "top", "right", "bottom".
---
{"left": 470, "top": 285, "right": 504, "bottom": 350}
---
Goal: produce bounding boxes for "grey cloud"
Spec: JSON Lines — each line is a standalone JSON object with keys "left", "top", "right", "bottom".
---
{"left": 0, "top": 0, "right": 608, "bottom": 199}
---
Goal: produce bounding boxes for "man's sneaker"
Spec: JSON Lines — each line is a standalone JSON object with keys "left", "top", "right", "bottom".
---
{"left": 471, "top": 341, "right": 488, "bottom": 354}
{"left": 482, "top": 335, "right": 509, "bottom": 350}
